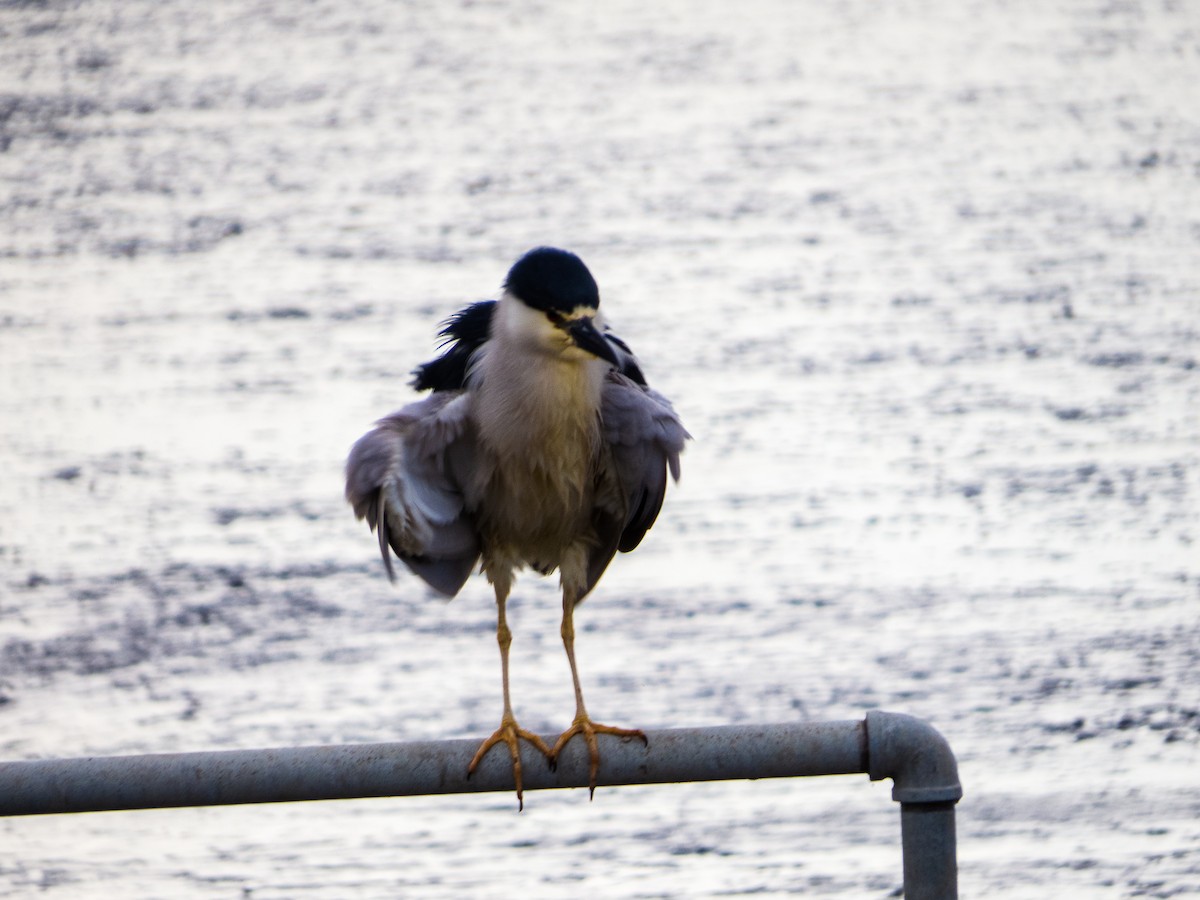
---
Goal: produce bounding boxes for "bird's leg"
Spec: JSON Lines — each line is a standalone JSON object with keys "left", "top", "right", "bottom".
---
{"left": 467, "top": 584, "right": 553, "bottom": 811}
{"left": 549, "top": 589, "right": 647, "bottom": 799}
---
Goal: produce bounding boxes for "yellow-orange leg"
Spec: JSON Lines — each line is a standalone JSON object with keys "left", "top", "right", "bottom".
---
{"left": 467, "top": 586, "right": 552, "bottom": 811}
{"left": 549, "top": 590, "right": 647, "bottom": 799}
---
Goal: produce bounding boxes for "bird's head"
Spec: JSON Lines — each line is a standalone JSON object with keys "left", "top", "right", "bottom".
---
{"left": 498, "top": 247, "right": 619, "bottom": 367}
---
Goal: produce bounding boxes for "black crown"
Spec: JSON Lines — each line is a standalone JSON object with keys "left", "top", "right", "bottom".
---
{"left": 504, "top": 247, "right": 599, "bottom": 313}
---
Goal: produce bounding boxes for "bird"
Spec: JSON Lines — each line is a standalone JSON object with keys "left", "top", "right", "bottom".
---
{"left": 345, "top": 246, "right": 689, "bottom": 809}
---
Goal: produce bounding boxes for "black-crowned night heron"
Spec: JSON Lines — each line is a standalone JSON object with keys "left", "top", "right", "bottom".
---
{"left": 345, "top": 247, "right": 688, "bottom": 808}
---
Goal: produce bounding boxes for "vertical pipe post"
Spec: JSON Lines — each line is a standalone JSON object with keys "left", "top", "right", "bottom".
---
{"left": 865, "top": 710, "right": 962, "bottom": 900}
{"left": 900, "top": 801, "right": 958, "bottom": 900}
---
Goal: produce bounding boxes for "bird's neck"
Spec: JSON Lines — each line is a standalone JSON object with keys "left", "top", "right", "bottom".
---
{"left": 472, "top": 340, "right": 606, "bottom": 459}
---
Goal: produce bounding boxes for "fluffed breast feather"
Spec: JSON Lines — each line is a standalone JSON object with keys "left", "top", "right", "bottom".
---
{"left": 345, "top": 392, "right": 482, "bottom": 595}
{"left": 347, "top": 369, "right": 687, "bottom": 600}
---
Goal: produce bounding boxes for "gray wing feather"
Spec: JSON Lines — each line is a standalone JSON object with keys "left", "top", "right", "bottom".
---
{"left": 345, "top": 393, "right": 481, "bottom": 595}
{"left": 585, "top": 372, "right": 689, "bottom": 596}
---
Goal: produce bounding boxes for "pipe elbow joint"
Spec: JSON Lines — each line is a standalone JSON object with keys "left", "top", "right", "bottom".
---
{"left": 866, "top": 710, "right": 963, "bottom": 804}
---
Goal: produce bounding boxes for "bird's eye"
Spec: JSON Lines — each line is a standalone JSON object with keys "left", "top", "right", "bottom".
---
{"left": 546, "top": 311, "right": 565, "bottom": 326}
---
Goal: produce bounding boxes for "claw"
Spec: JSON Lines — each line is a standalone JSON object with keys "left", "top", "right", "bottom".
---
{"left": 550, "top": 713, "right": 645, "bottom": 799}
{"left": 468, "top": 715, "right": 554, "bottom": 811}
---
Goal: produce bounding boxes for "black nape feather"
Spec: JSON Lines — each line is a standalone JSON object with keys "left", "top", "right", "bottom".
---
{"left": 604, "top": 331, "right": 648, "bottom": 386}
{"left": 621, "top": 358, "right": 647, "bottom": 385}
{"left": 410, "top": 300, "right": 496, "bottom": 392}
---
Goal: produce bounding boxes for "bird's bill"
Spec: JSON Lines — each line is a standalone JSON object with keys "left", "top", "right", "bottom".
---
{"left": 565, "top": 316, "right": 619, "bottom": 366}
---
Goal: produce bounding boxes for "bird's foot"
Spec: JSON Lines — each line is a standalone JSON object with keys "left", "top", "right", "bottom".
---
{"left": 467, "top": 713, "right": 554, "bottom": 811}
{"left": 549, "top": 712, "right": 647, "bottom": 800}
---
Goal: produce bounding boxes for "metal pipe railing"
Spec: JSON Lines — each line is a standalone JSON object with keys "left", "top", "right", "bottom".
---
{"left": 866, "top": 710, "right": 962, "bottom": 897}
{"left": 0, "top": 711, "right": 962, "bottom": 898}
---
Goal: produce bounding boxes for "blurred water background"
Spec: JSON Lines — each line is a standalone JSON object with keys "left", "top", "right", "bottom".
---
{"left": 1, "top": 0, "right": 1198, "bottom": 896}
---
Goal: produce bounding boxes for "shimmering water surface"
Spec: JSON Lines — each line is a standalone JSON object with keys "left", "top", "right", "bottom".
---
{"left": 1, "top": 1, "right": 1198, "bottom": 896}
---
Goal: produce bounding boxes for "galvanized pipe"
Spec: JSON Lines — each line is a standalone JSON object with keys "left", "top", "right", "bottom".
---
{"left": 866, "top": 711, "right": 963, "bottom": 899}
{"left": 0, "top": 720, "right": 866, "bottom": 816}
{"left": 0, "top": 712, "right": 960, "bottom": 896}
{"left": 901, "top": 801, "right": 959, "bottom": 900}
